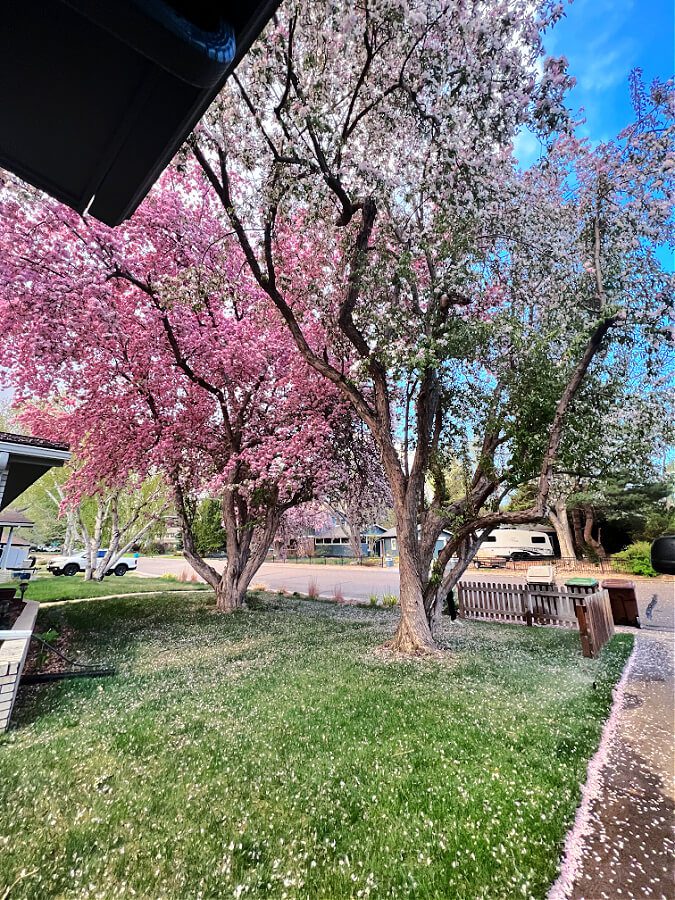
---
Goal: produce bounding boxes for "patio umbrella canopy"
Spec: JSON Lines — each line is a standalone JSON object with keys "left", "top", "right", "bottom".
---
{"left": 0, "top": 1, "right": 280, "bottom": 225}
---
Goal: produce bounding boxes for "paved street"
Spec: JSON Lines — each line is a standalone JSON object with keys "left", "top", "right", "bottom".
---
{"left": 136, "top": 556, "right": 674, "bottom": 629}
{"left": 137, "top": 557, "right": 401, "bottom": 603}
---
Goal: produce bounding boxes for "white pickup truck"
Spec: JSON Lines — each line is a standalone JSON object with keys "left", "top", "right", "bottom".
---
{"left": 47, "top": 550, "right": 139, "bottom": 577}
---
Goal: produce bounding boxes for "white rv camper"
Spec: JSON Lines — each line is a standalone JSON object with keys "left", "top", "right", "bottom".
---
{"left": 474, "top": 527, "right": 554, "bottom": 565}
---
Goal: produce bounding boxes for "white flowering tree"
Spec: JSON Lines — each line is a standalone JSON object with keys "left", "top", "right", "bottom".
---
{"left": 325, "top": 422, "right": 392, "bottom": 560}
{"left": 545, "top": 367, "right": 674, "bottom": 559}
{"left": 190, "top": 0, "right": 673, "bottom": 652}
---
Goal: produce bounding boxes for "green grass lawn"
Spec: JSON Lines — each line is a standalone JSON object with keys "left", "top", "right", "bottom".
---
{"left": 24, "top": 574, "right": 209, "bottom": 603}
{"left": 0, "top": 592, "right": 631, "bottom": 899}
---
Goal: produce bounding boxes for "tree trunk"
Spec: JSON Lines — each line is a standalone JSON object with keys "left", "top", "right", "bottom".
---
{"left": 63, "top": 510, "right": 78, "bottom": 555}
{"left": 94, "top": 496, "right": 121, "bottom": 580}
{"left": 173, "top": 481, "right": 282, "bottom": 613}
{"left": 346, "top": 525, "right": 364, "bottom": 561}
{"left": 582, "top": 505, "right": 607, "bottom": 559}
{"left": 571, "top": 507, "right": 585, "bottom": 557}
{"left": 387, "top": 513, "right": 436, "bottom": 654}
{"left": 83, "top": 498, "right": 108, "bottom": 581}
{"left": 424, "top": 532, "right": 484, "bottom": 632}
{"left": 216, "top": 566, "right": 248, "bottom": 612}
{"left": 548, "top": 500, "right": 576, "bottom": 559}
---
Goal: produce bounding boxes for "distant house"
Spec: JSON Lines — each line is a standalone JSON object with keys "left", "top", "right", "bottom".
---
{"left": 0, "top": 509, "right": 35, "bottom": 569}
{"left": 155, "top": 514, "right": 182, "bottom": 552}
{"left": 370, "top": 527, "right": 453, "bottom": 559}
{"left": 280, "top": 521, "right": 453, "bottom": 560}
{"left": 309, "top": 523, "right": 388, "bottom": 558}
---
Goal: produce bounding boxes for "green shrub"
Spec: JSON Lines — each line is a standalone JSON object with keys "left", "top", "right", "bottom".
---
{"left": 143, "top": 541, "right": 168, "bottom": 555}
{"left": 612, "top": 541, "right": 657, "bottom": 577}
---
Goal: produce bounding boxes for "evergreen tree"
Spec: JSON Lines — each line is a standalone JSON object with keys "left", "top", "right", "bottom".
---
{"left": 193, "top": 500, "right": 227, "bottom": 556}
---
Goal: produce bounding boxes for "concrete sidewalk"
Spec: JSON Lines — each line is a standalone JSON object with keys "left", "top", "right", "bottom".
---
{"left": 551, "top": 623, "right": 674, "bottom": 899}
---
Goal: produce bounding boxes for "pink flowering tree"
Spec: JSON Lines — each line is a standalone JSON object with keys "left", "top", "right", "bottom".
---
{"left": 0, "top": 172, "right": 346, "bottom": 610}
{"left": 189, "top": 0, "right": 673, "bottom": 651}
{"left": 273, "top": 503, "right": 333, "bottom": 558}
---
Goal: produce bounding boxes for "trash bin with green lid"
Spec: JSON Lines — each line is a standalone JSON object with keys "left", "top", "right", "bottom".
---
{"left": 564, "top": 577, "right": 598, "bottom": 595}
{"left": 601, "top": 579, "right": 640, "bottom": 628}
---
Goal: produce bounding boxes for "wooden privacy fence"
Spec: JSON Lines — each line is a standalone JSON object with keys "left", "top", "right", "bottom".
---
{"left": 574, "top": 592, "right": 616, "bottom": 659}
{"left": 457, "top": 581, "right": 615, "bottom": 658}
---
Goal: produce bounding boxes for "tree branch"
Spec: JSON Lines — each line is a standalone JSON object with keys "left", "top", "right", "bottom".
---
{"left": 452, "top": 312, "right": 623, "bottom": 539}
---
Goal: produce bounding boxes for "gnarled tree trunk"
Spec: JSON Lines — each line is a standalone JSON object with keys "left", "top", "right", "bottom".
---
{"left": 571, "top": 507, "right": 586, "bottom": 557}
{"left": 216, "top": 565, "right": 249, "bottom": 612}
{"left": 174, "top": 481, "right": 282, "bottom": 613}
{"left": 387, "top": 505, "right": 436, "bottom": 655}
{"left": 582, "top": 505, "right": 608, "bottom": 559}
{"left": 548, "top": 499, "right": 576, "bottom": 559}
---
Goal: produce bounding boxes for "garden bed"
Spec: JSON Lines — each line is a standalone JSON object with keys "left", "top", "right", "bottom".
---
{"left": 0, "top": 595, "right": 25, "bottom": 630}
{"left": 0, "top": 590, "right": 632, "bottom": 899}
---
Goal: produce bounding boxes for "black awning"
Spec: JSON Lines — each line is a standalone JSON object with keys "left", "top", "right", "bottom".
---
{"left": 0, "top": 433, "right": 70, "bottom": 512}
{"left": 0, "top": 1, "right": 280, "bottom": 225}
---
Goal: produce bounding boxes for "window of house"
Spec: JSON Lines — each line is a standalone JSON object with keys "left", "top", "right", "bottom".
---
{"left": 391, "top": 539, "right": 397, "bottom": 550}
{"left": 531, "top": 535, "right": 547, "bottom": 544}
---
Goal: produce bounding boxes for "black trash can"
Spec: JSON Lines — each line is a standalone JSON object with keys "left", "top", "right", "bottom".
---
{"left": 601, "top": 579, "right": 640, "bottom": 628}
{"left": 651, "top": 535, "right": 675, "bottom": 575}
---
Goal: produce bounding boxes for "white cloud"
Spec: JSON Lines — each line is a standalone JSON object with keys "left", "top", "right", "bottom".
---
{"left": 576, "top": 41, "right": 634, "bottom": 93}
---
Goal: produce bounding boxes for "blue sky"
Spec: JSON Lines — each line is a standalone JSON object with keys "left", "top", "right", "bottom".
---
{"left": 517, "top": 0, "right": 674, "bottom": 163}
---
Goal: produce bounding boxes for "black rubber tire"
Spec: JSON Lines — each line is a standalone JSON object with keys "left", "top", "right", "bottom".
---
{"left": 62, "top": 563, "right": 79, "bottom": 576}
{"left": 113, "top": 563, "right": 128, "bottom": 576}
{"left": 51, "top": 570, "right": 62, "bottom": 576}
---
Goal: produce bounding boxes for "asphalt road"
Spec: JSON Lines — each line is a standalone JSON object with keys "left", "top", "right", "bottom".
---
{"left": 136, "top": 556, "right": 674, "bottom": 630}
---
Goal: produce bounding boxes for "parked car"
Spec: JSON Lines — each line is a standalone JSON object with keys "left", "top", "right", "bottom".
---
{"left": 47, "top": 550, "right": 138, "bottom": 577}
